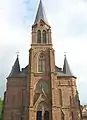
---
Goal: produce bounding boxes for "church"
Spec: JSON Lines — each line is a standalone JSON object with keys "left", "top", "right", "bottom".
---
{"left": 3, "top": 0, "right": 82, "bottom": 120}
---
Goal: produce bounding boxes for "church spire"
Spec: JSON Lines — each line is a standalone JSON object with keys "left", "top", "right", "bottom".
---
{"left": 8, "top": 55, "right": 20, "bottom": 78}
{"left": 34, "top": 0, "right": 48, "bottom": 25}
{"left": 63, "top": 55, "right": 74, "bottom": 77}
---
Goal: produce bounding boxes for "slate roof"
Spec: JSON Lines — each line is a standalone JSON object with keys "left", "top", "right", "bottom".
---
{"left": 34, "top": 0, "right": 48, "bottom": 25}
{"left": 8, "top": 56, "right": 20, "bottom": 78}
{"left": 56, "top": 56, "right": 76, "bottom": 78}
{"left": 63, "top": 55, "right": 73, "bottom": 76}
{"left": 7, "top": 57, "right": 28, "bottom": 78}
{"left": 57, "top": 71, "right": 75, "bottom": 78}
{"left": 8, "top": 56, "right": 76, "bottom": 79}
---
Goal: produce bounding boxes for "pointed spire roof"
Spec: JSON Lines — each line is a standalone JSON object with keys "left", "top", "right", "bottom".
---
{"left": 8, "top": 55, "right": 20, "bottom": 78}
{"left": 63, "top": 55, "right": 74, "bottom": 77}
{"left": 34, "top": 0, "right": 48, "bottom": 25}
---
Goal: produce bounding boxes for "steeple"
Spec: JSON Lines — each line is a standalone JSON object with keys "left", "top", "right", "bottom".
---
{"left": 34, "top": 0, "right": 48, "bottom": 25}
{"left": 8, "top": 55, "right": 20, "bottom": 78}
{"left": 63, "top": 55, "right": 74, "bottom": 77}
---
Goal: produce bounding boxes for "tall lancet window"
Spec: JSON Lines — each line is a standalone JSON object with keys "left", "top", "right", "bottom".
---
{"left": 42, "top": 30, "right": 46, "bottom": 43}
{"left": 38, "top": 54, "right": 45, "bottom": 72}
{"left": 37, "top": 30, "right": 41, "bottom": 43}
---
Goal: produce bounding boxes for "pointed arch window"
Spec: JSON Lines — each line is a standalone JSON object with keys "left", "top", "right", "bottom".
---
{"left": 36, "top": 102, "right": 49, "bottom": 120}
{"left": 37, "top": 30, "right": 41, "bottom": 43}
{"left": 38, "top": 54, "right": 45, "bottom": 72}
{"left": 36, "top": 111, "right": 49, "bottom": 120}
{"left": 42, "top": 30, "right": 46, "bottom": 43}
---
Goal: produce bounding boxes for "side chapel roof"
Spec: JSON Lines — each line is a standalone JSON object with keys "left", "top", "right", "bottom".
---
{"left": 56, "top": 56, "right": 76, "bottom": 78}
{"left": 7, "top": 56, "right": 28, "bottom": 78}
{"left": 8, "top": 55, "right": 20, "bottom": 78}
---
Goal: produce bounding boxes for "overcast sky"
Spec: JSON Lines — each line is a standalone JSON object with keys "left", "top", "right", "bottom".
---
{"left": 0, "top": 0, "right": 87, "bottom": 105}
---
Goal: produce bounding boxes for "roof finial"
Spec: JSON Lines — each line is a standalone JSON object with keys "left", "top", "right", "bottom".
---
{"left": 64, "top": 52, "right": 67, "bottom": 57}
{"left": 16, "top": 51, "right": 19, "bottom": 58}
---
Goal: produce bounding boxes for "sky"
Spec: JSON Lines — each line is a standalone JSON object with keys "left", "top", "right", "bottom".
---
{"left": 0, "top": 0, "right": 87, "bottom": 105}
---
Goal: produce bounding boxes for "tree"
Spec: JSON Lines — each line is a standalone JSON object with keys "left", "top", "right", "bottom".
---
{"left": 0, "top": 98, "right": 3, "bottom": 120}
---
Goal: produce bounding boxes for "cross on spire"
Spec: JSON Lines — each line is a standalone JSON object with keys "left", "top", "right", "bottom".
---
{"left": 16, "top": 51, "right": 19, "bottom": 57}
{"left": 64, "top": 52, "right": 67, "bottom": 57}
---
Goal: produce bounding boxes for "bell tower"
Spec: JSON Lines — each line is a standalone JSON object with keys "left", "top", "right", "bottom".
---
{"left": 31, "top": 0, "right": 52, "bottom": 46}
{"left": 28, "top": 0, "right": 56, "bottom": 120}
{"left": 27, "top": 1, "right": 82, "bottom": 120}
{"left": 3, "top": 0, "right": 82, "bottom": 120}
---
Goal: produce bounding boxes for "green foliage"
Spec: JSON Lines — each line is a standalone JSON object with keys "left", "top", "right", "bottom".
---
{"left": 0, "top": 98, "right": 3, "bottom": 120}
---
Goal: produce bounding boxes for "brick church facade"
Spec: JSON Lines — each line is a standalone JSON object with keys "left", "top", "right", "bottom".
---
{"left": 3, "top": 0, "right": 82, "bottom": 120}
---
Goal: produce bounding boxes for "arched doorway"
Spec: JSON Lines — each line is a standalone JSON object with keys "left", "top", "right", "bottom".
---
{"left": 36, "top": 111, "right": 49, "bottom": 120}
{"left": 36, "top": 102, "right": 49, "bottom": 120}
{"left": 37, "top": 111, "right": 42, "bottom": 120}
{"left": 44, "top": 111, "right": 49, "bottom": 120}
